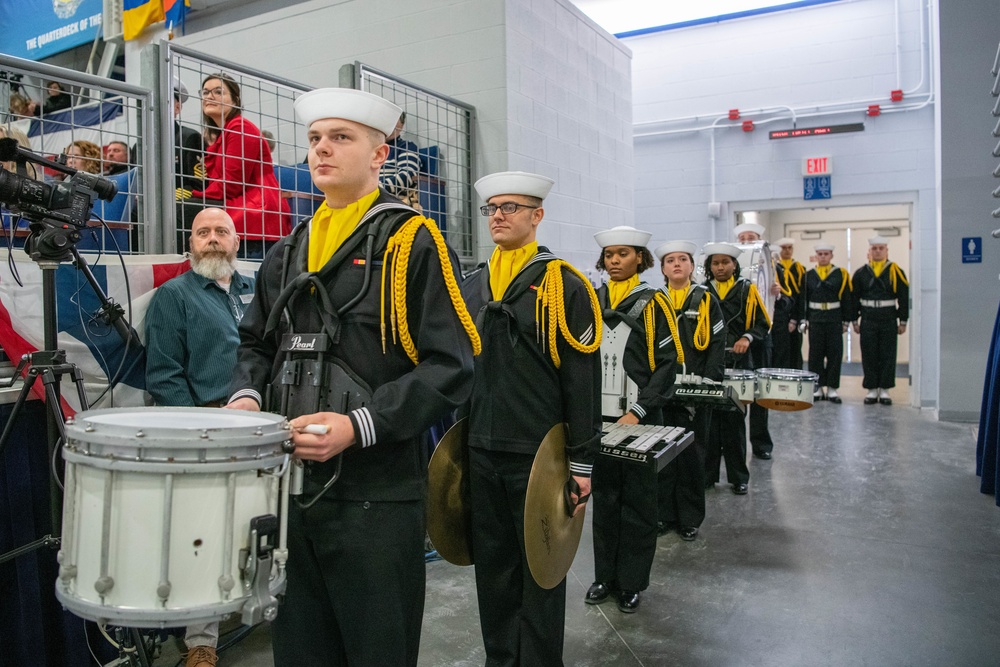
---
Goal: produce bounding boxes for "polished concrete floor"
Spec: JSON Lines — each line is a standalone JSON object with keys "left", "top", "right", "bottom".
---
{"left": 153, "top": 377, "right": 1000, "bottom": 666}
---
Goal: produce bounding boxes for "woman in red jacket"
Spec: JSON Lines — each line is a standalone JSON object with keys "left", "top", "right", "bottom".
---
{"left": 185, "top": 72, "right": 289, "bottom": 258}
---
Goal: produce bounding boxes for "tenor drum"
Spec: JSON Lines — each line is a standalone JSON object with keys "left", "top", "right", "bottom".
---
{"left": 734, "top": 241, "right": 776, "bottom": 319}
{"left": 755, "top": 368, "right": 819, "bottom": 411}
{"left": 56, "top": 407, "right": 291, "bottom": 627}
{"left": 723, "top": 369, "right": 757, "bottom": 404}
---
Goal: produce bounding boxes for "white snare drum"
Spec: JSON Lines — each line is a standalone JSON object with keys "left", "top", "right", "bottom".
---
{"left": 734, "top": 241, "right": 776, "bottom": 320}
{"left": 56, "top": 407, "right": 291, "bottom": 628}
{"left": 755, "top": 368, "right": 819, "bottom": 411}
{"left": 723, "top": 369, "right": 757, "bottom": 404}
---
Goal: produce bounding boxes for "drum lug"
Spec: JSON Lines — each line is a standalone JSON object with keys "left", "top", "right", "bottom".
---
{"left": 239, "top": 514, "right": 280, "bottom": 625}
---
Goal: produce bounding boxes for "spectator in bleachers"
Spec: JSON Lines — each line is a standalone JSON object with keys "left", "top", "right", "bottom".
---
{"left": 173, "top": 78, "right": 204, "bottom": 191}
{"left": 64, "top": 140, "right": 102, "bottom": 175}
{"left": 8, "top": 93, "right": 33, "bottom": 118}
{"left": 260, "top": 129, "right": 277, "bottom": 156}
{"left": 0, "top": 127, "right": 37, "bottom": 180}
{"left": 178, "top": 73, "right": 289, "bottom": 258}
{"left": 379, "top": 111, "right": 422, "bottom": 212}
{"left": 103, "top": 141, "right": 130, "bottom": 175}
{"left": 43, "top": 81, "right": 72, "bottom": 115}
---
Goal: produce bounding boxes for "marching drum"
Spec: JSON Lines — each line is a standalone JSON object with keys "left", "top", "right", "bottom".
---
{"left": 56, "top": 407, "right": 291, "bottom": 628}
{"left": 723, "top": 369, "right": 757, "bottom": 404}
{"left": 755, "top": 368, "right": 819, "bottom": 411}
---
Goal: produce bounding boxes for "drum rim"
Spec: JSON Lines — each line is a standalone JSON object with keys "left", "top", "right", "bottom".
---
{"left": 756, "top": 368, "right": 819, "bottom": 381}
{"left": 723, "top": 369, "right": 757, "bottom": 380}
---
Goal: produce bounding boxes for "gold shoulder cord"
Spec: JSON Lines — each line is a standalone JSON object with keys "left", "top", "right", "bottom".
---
{"left": 889, "top": 263, "right": 908, "bottom": 292}
{"left": 534, "top": 260, "right": 602, "bottom": 368}
{"left": 838, "top": 267, "right": 853, "bottom": 298}
{"left": 380, "top": 216, "right": 482, "bottom": 365}
{"left": 646, "top": 292, "right": 685, "bottom": 369}
{"left": 692, "top": 292, "right": 712, "bottom": 351}
{"left": 745, "top": 285, "right": 773, "bottom": 330}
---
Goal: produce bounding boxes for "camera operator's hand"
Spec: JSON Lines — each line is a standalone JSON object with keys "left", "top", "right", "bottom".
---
{"left": 193, "top": 162, "right": 206, "bottom": 180}
{"left": 176, "top": 187, "right": 193, "bottom": 201}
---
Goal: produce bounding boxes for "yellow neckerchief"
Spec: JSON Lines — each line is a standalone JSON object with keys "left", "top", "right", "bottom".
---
{"left": 714, "top": 276, "right": 735, "bottom": 301}
{"left": 307, "top": 189, "right": 379, "bottom": 272}
{"left": 489, "top": 241, "right": 538, "bottom": 301}
{"left": 608, "top": 274, "right": 639, "bottom": 309}
{"left": 816, "top": 264, "right": 832, "bottom": 281}
{"left": 667, "top": 282, "right": 690, "bottom": 311}
{"left": 870, "top": 260, "right": 886, "bottom": 277}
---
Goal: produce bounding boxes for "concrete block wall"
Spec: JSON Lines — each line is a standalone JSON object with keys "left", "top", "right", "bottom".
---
{"left": 498, "top": 0, "right": 633, "bottom": 273}
{"left": 627, "top": 0, "right": 938, "bottom": 409}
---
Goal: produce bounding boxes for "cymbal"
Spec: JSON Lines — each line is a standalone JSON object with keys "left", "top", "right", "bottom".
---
{"left": 425, "top": 418, "right": 473, "bottom": 566}
{"left": 524, "top": 423, "right": 586, "bottom": 590}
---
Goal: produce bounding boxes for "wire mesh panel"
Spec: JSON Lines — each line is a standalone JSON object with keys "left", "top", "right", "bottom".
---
{"left": 1, "top": 53, "right": 153, "bottom": 256}
{"left": 164, "top": 44, "right": 313, "bottom": 259}
{"left": 356, "top": 63, "right": 476, "bottom": 266}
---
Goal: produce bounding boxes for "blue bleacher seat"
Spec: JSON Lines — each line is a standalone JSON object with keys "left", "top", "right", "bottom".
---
{"left": 79, "top": 168, "right": 133, "bottom": 252}
{"left": 274, "top": 163, "right": 323, "bottom": 222}
{"left": 417, "top": 146, "right": 446, "bottom": 234}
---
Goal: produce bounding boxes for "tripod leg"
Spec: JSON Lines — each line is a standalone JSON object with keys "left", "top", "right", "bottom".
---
{"left": 69, "top": 365, "right": 90, "bottom": 411}
{"left": 0, "top": 367, "right": 40, "bottom": 461}
{"left": 39, "top": 369, "right": 68, "bottom": 537}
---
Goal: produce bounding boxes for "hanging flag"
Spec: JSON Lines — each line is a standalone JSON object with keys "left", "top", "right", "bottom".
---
{"left": 164, "top": 0, "right": 190, "bottom": 37}
{"left": 123, "top": 0, "right": 165, "bottom": 41}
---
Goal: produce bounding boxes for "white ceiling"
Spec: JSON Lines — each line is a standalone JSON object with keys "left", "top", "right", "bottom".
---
{"left": 569, "top": 0, "right": 829, "bottom": 35}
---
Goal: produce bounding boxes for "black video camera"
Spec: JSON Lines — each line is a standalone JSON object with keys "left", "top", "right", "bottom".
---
{"left": 0, "top": 137, "right": 118, "bottom": 260}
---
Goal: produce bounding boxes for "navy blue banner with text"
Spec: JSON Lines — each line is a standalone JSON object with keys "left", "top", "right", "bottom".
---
{"left": 0, "top": 0, "right": 103, "bottom": 61}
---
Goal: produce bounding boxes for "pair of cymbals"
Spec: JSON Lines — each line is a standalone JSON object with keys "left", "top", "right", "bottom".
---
{"left": 425, "top": 420, "right": 585, "bottom": 589}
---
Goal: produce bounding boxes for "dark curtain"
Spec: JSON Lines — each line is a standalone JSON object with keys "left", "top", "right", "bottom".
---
{"left": 0, "top": 399, "right": 100, "bottom": 666}
{"left": 976, "top": 301, "right": 1000, "bottom": 507}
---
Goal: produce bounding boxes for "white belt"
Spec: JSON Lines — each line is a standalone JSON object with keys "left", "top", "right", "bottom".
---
{"left": 808, "top": 301, "right": 840, "bottom": 310}
{"left": 860, "top": 299, "right": 896, "bottom": 308}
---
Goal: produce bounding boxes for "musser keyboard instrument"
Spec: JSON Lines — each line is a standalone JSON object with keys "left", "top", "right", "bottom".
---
{"left": 599, "top": 422, "right": 694, "bottom": 472}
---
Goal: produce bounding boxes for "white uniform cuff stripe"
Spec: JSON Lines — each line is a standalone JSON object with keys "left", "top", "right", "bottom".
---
{"left": 569, "top": 462, "right": 593, "bottom": 476}
{"left": 631, "top": 404, "right": 646, "bottom": 418}
{"left": 352, "top": 407, "right": 376, "bottom": 447}
{"left": 229, "top": 389, "right": 261, "bottom": 406}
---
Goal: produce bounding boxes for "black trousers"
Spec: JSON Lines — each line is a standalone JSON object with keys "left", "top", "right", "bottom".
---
{"left": 860, "top": 316, "right": 899, "bottom": 389}
{"left": 591, "top": 454, "right": 658, "bottom": 592}
{"left": 749, "top": 337, "right": 774, "bottom": 456}
{"left": 469, "top": 447, "right": 566, "bottom": 667}
{"left": 771, "top": 306, "right": 803, "bottom": 370}
{"left": 272, "top": 498, "right": 425, "bottom": 667}
{"left": 706, "top": 407, "right": 749, "bottom": 485}
{"left": 808, "top": 321, "right": 844, "bottom": 388}
{"left": 657, "top": 407, "right": 709, "bottom": 529}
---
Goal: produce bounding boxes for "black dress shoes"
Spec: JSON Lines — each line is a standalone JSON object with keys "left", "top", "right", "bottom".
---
{"left": 617, "top": 590, "right": 641, "bottom": 613}
{"left": 879, "top": 397, "right": 892, "bottom": 405}
{"left": 679, "top": 526, "right": 698, "bottom": 541}
{"left": 585, "top": 582, "right": 612, "bottom": 605}
{"left": 732, "top": 483, "right": 748, "bottom": 495}
{"left": 753, "top": 451, "right": 772, "bottom": 460}
{"left": 656, "top": 521, "right": 676, "bottom": 536}
{"left": 828, "top": 395, "right": 842, "bottom": 404}
{"left": 864, "top": 397, "right": 877, "bottom": 405}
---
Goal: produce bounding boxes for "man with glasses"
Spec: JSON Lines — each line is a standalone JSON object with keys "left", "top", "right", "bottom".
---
{"left": 144, "top": 207, "right": 253, "bottom": 667}
{"left": 461, "top": 171, "right": 601, "bottom": 665}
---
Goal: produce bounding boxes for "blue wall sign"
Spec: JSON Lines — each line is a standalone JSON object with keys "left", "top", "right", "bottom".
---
{"left": 804, "top": 176, "right": 832, "bottom": 200}
{"left": 962, "top": 237, "right": 982, "bottom": 264}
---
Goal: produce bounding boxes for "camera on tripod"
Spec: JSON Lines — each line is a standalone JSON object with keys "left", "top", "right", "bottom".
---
{"left": 0, "top": 137, "right": 118, "bottom": 261}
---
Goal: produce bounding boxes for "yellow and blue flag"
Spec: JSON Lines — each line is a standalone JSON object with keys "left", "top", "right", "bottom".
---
{"left": 123, "top": 0, "right": 165, "bottom": 41}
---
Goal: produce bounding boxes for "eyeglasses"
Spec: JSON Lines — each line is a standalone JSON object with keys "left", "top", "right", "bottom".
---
{"left": 200, "top": 86, "right": 229, "bottom": 98}
{"left": 480, "top": 202, "right": 539, "bottom": 217}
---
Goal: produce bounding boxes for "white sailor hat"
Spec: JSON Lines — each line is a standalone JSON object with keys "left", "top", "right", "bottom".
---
{"left": 733, "top": 222, "right": 765, "bottom": 239}
{"left": 868, "top": 235, "right": 890, "bottom": 245}
{"left": 654, "top": 240, "right": 698, "bottom": 260}
{"left": 173, "top": 77, "right": 189, "bottom": 103}
{"left": 293, "top": 88, "right": 402, "bottom": 136}
{"left": 814, "top": 242, "right": 835, "bottom": 252}
{"left": 594, "top": 225, "right": 652, "bottom": 249}
{"left": 775, "top": 237, "right": 795, "bottom": 247}
{"left": 474, "top": 171, "right": 554, "bottom": 202}
{"left": 701, "top": 242, "right": 742, "bottom": 259}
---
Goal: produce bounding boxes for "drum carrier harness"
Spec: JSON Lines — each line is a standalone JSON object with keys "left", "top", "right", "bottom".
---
{"left": 263, "top": 203, "right": 417, "bottom": 508}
